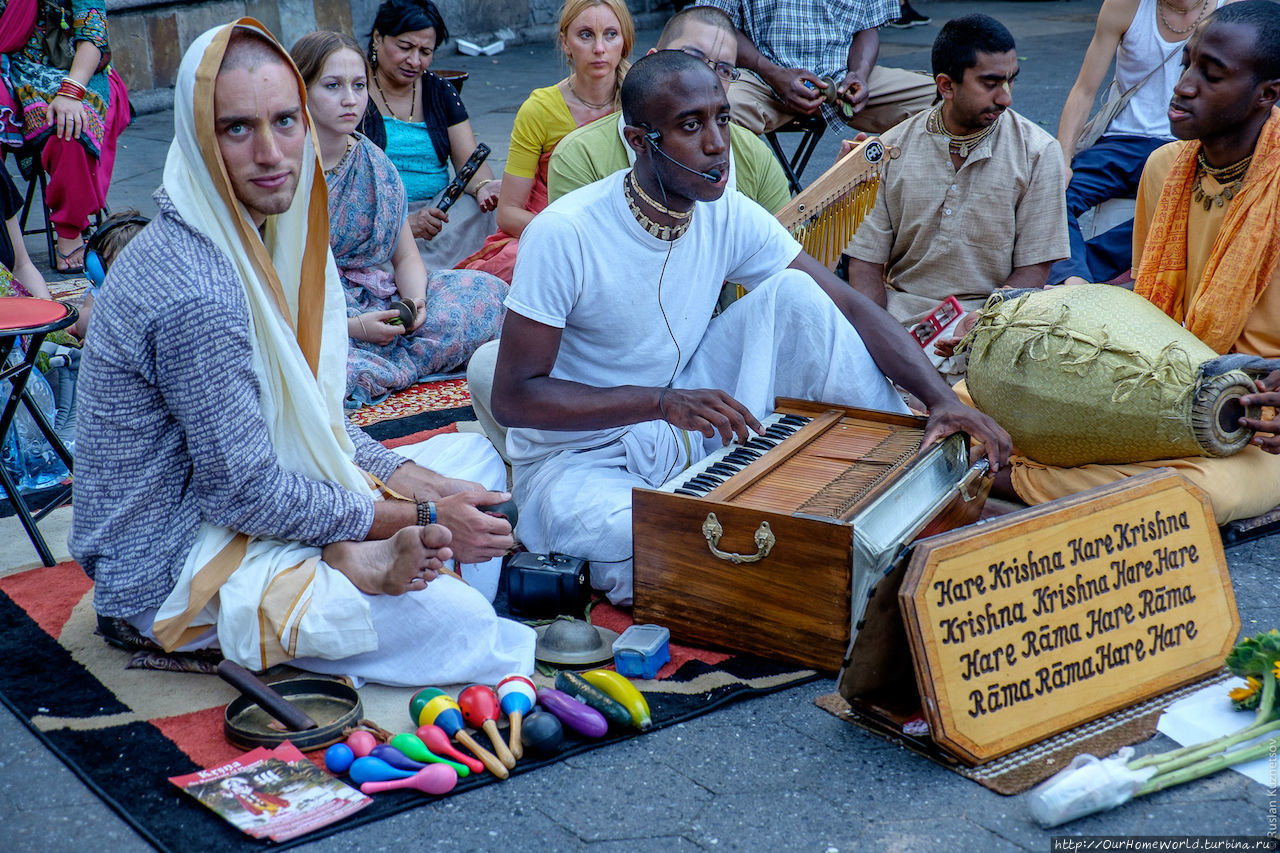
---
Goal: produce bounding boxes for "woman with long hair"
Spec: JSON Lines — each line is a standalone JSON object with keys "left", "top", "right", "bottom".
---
{"left": 459, "top": 0, "right": 634, "bottom": 283}
{"left": 292, "top": 30, "right": 506, "bottom": 409}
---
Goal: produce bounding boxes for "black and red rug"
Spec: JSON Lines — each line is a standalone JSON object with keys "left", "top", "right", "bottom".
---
{"left": 0, "top": 561, "right": 818, "bottom": 851}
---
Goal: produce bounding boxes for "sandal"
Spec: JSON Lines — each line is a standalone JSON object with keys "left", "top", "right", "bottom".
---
{"left": 55, "top": 241, "right": 86, "bottom": 274}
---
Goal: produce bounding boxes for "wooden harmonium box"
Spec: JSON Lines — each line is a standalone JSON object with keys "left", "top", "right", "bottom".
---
{"left": 632, "top": 398, "right": 990, "bottom": 672}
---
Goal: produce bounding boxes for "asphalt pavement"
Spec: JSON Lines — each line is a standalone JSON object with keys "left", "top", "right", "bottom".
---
{"left": 5, "top": 2, "right": 1278, "bottom": 850}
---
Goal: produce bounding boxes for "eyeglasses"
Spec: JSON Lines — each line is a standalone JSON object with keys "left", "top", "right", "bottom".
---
{"left": 677, "top": 47, "right": 740, "bottom": 83}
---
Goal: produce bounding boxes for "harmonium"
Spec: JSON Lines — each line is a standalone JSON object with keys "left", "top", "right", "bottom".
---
{"left": 632, "top": 398, "right": 991, "bottom": 672}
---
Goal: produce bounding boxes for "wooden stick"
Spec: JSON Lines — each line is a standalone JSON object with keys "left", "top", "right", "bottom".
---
{"left": 454, "top": 730, "right": 509, "bottom": 780}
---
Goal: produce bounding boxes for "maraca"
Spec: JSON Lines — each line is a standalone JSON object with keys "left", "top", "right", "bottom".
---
{"left": 345, "top": 729, "right": 378, "bottom": 758}
{"left": 324, "top": 742, "right": 355, "bottom": 775}
{"left": 348, "top": 755, "right": 416, "bottom": 785}
{"left": 418, "top": 692, "right": 509, "bottom": 780}
{"left": 371, "top": 743, "right": 426, "bottom": 772}
{"left": 389, "top": 732, "right": 471, "bottom": 776}
{"left": 359, "top": 764, "right": 458, "bottom": 796}
{"left": 521, "top": 709, "right": 564, "bottom": 757}
{"left": 417, "top": 724, "right": 484, "bottom": 774}
{"left": 496, "top": 674, "right": 537, "bottom": 760}
{"left": 459, "top": 684, "right": 517, "bottom": 769}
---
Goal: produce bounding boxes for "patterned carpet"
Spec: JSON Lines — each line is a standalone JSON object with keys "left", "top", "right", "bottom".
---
{"left": 0, "top": 561, "right": 818, "bottom": 851}
{"left": 346, "top": 377, "right": 471, "bottom": 427}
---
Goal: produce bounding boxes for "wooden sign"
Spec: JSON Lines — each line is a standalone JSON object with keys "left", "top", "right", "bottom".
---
{"left": 898, "top": 470, "right": 1239, "bottom": 765}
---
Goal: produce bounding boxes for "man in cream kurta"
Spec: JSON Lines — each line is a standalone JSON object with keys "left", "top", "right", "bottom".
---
{"left": 846, "top": 15, "right": 1068, "bottom": 335}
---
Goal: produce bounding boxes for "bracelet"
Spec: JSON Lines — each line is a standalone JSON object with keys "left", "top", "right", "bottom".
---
{"left": 657, "top": 387, "right": 670, "bottom": 422}
{"left": 56, "top": 80, "right": 85, "bottom": 102}
{"left": 357, "top": 315, "right": 368, "bottom": 336}
{"left": 416, "top": 500, "right": 437, "bottom": 527}
{"left": 60, "top": 76, "right": 86, "bottom": 92}
{"left": 471, "top": 178, "right": 493, "bottom": 195}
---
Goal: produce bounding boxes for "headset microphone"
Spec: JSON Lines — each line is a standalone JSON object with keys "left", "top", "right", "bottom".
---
{"left": 642, "top": 126, "right": 722, "bottom": 183}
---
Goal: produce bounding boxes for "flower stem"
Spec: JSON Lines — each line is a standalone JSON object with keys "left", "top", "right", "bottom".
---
{"left": 1128, "top": 672, "right": 1278, "bottom": 772}
{"left": 1137, "top": 735, "right": 1280, "bottom": 796}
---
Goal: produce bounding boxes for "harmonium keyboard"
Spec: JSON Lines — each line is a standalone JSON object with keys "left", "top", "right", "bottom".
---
{"left": 632, "top": 398, "right": 991, "bottom": 672}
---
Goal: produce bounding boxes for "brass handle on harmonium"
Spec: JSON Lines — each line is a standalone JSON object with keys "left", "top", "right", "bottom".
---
{"left": 958, "top": 458, "right": 992, "bottom": 502}
{"left": 701, "top": 513, "right": 775, "bottom": 564}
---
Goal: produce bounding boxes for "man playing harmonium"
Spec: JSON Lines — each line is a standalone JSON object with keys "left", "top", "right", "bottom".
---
{"left": 467, "top": 5, "right": 792, "bottom": 456}
{"left": 489, "top": 50, "right": 1011, "bottom": 606}
{"left": 984, "top": 0, "right": 1280, "bottom": 525}
{"left": 844, "top": 14, "right": 1069, "bottom": 378}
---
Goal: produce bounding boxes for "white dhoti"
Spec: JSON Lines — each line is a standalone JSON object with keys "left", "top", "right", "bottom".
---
{"left": 149, "top": 433, "right": 534, "bottom": 686}
{"left": 513, "top": 271, "right": 908, "bottom": 605}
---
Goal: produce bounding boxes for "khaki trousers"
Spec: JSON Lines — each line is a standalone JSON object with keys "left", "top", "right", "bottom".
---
{"left": 729, "top": 66, "right": 935, "bottom": 135}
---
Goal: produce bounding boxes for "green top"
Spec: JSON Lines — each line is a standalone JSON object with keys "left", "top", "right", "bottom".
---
{"left": 547, "top": 112, "right": 791, "bottom": 214}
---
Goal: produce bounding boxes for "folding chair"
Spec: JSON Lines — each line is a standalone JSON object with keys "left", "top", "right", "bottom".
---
{"left": 0, "top": 296, "right": 77, "bottom": 566}
{"left": 764, "top": 112, "right": 827, "bottom": 195}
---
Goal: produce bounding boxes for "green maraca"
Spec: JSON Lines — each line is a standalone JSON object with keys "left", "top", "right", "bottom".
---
{"left": 388, "top": 732, "right": 470, "bottom": 777}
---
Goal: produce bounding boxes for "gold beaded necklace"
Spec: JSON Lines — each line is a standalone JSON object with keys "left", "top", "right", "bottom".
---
{"left": 926, "top": 107, "right": 1000, "bottom": 158}
{"left": 628, "top": 171, "right": 693, "bottom": 220}
{"left": 1192, "top": 151, "right": 1251, "bottom": 210}
{"left": 625, "top": 172, "right": 690, "bottom": 241}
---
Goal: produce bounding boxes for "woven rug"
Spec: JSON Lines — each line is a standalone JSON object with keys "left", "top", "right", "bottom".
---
{"left": 0, "top": 561, "right": 818, "bottom": 851}
{"left": 346, "top": 377, "right": 471, "bottom": 428}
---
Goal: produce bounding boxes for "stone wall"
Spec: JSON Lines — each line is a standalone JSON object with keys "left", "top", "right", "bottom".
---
{"left": 105, "top": 0, "right": 673, "bottom": 111}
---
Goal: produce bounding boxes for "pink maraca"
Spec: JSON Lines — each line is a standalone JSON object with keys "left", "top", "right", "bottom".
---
{"left": 496, "top": 674, "right": 537, "bottom": 760}
{"left": 417, "top": 723, "right": 484, "bottom": 774}
{"left": 360, "top": 764, "right": 458, "bottom": 796}
{"left": 345, "top": 730, "right": 378, "bottom": 758}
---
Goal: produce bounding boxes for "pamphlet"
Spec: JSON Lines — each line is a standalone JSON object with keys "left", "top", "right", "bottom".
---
{"left": 169, "top": 741, "right": 370, "bottom": 841}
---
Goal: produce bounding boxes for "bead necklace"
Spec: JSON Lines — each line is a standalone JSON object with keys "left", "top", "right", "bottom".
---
{"left": 625, "top": 173, "right": 690, "bottom": 241}
{"left": 374, "top": 72, "right": 416, "bottom": 122}
{"left": 1192, "top": 151, "right": 1251, "bottom": 210}
{"left": 628, "top": 171, "right": 692, "bottom": 219}
{"left": 926, "top": 107, "right": 1000, "bottom": 158}
{"left": 1158, "top": 0, "right": 1211, "bottom": 36}
{"left": 324, "top": 136, "right": 354, "bottom": 177}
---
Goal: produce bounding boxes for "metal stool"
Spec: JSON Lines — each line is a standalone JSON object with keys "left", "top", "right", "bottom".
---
{"left": 4, "top": 148, "right": 108, "bottom": 268}
{"left": 764, "top": 112, "right": 827, "bottom": 195}
{"left": 0, "top": 297, "right": 77, "bottom": 566}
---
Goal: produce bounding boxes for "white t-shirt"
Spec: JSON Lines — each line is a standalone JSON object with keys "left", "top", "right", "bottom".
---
{"left": 504, "top": 169, "right": 801, "bottom": 464}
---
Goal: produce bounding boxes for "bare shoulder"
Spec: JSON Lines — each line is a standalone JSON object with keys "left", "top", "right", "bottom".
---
{"left": 1097, "top": 0, "right": 1143, "bottom": 40}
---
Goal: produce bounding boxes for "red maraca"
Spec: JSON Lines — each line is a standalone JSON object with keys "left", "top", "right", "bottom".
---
{"left": 459, "top": 684, "right": 517, "bottom": 769}
{"left": 359, "top": 764, "right": 458, "bottom": 796}
{"left": 496, "top": 674, "right": 537, "bottom": 760}
{"left": 417, "top": 724, "right": 484, "bottom": 774}
{"left": 418, "top": 693, "right": 509, "bottom": 780}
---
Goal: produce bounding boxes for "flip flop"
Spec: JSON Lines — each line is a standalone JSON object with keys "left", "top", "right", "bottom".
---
{"left": 55, "top": 242, "right": 86, "bottom": 274}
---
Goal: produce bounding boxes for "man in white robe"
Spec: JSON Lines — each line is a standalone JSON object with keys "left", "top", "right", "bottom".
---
{"left": 491, "top": 51, "right": 1011, "bottom": 606}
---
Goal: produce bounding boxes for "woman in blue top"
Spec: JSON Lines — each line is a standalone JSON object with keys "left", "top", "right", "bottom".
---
{"left": 359, "top": 0, "right": 500, "bottom": 271}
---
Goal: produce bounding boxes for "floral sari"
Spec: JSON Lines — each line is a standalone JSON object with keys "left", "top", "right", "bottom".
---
{"left": 327, "top": 134, "right": 507, "bottom": 408}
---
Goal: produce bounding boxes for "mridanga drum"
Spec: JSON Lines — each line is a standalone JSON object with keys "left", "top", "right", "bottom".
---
{"left": 962, "top": 285, "right": 1271, "bottom": 467}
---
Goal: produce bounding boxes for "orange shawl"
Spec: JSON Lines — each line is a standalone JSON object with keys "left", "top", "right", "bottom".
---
{"left": 1135, "top": 107, "right": 1280, "bottom": 354}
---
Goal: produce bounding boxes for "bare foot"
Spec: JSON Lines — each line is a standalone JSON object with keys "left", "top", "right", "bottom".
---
{"left": 322, "top": 524, "right": 454, "bottom": 596}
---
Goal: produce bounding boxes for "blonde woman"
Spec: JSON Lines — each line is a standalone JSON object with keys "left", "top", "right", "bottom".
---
{"left": 460, "top": 0, "right": 634, "bottom": 282}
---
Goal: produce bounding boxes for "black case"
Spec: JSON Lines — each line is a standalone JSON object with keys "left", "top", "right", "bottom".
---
{"left": 505, "top": 553, "right": 590, "bottom": 618}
